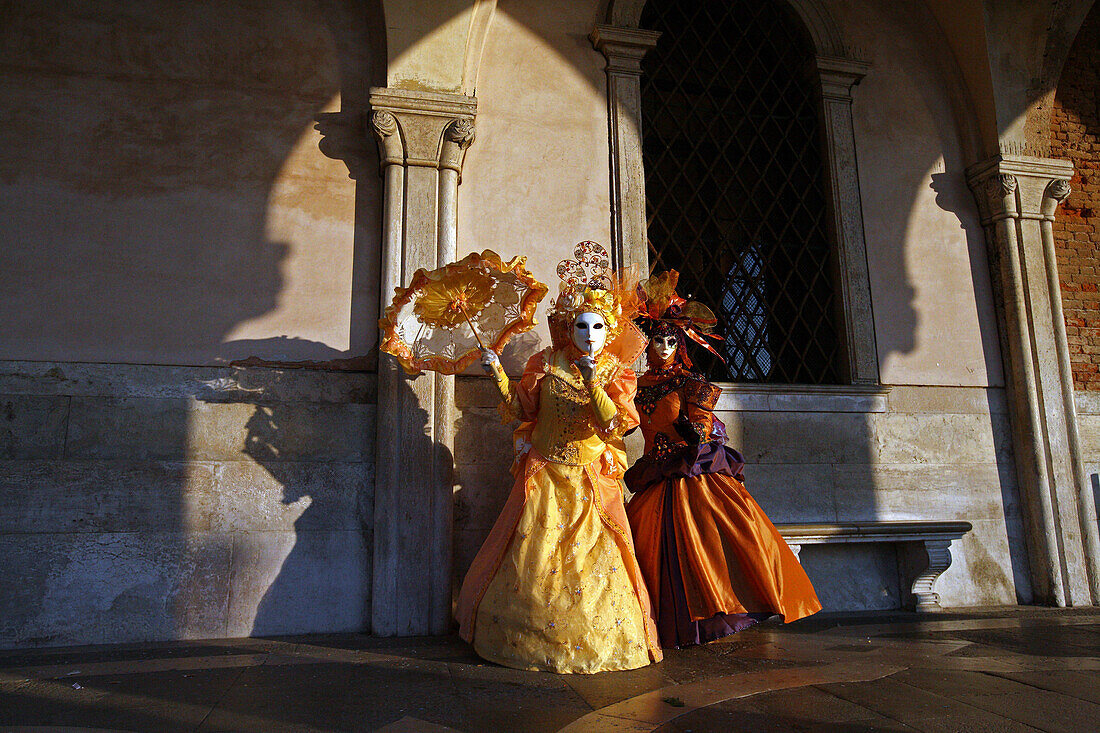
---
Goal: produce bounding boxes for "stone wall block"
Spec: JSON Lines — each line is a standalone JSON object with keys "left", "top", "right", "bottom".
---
{"left": 1079, "top": 414, "right": 1100, "bottom": 455}
{"left": 66, "top": 397, "right": 230, "bottom": 461}
{"left": 225, "top": 529, "right": 368, "bottom": 638}
{"left": 0, "top": 394, "right": 69, "bottom": 459}
{"left": 0, "top": 531, "right": 233, "bottom": 647}
{"left": 832, "top": 463, "right": 1015, "bottom": 522}
{"left": 1076, "top": 391, "right": 1100, "bottom": 416}
{"left": 210, "top": 460, "right": 369, "bottom": 533}
{"left": 933, "top": 518, "right": 1020, "bottom": 607}
{"left": 869, "top": 412, "right": 1012, "bottom": 465}
{"left": 66, "top": 397, "right": 374, "bottom": 462}
{"left": 455, "top": 377, "right": 507, "bottom": 409}
{"left": 738, "top": 463, "right": 836, "bottom": 523}
{"left": 721, "top": 411, "right": 870, "bottom": 464}
{"left": 0, "top": 459, "right": 217, "bottom": 534}
{"left": 797, "top": 544, "right": 901, "bottom": 612}
{"left": 228, "top": 402, "right": 376, "bottom": 464}
{"left": 454, "top": 527, "right": 493, "bottom": 593}
{"left": 453, "top": 462, "right": 513, "bottom": 533}
{"left": 453, "top": 407, "right": 514, "bottom": 467}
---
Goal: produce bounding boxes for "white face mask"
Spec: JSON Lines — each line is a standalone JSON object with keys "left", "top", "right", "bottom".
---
{"left": 651, "top": 333, "right": 678, "bottom": 362}
{"left": 572, "top": 312, "right": 608, "bottom": 356}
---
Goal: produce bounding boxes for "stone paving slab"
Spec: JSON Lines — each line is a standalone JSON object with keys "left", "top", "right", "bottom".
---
{"left": 0, "top": 607, "right": 1097, "bottom": 732}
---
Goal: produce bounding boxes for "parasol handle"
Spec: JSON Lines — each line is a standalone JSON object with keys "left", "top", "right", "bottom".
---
{"left": 458, "top": 303, "right": 489, "bottom": 351}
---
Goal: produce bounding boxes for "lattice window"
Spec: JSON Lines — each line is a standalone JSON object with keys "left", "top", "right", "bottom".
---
{"left": 640, "top": 0, "right": 841, "bottom": 384}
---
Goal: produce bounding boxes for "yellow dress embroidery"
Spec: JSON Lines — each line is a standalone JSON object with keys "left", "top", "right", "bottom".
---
{"left": 469, "top": 350, "right": 654, "bottom": 673}
{"left": 472, "top": 461, "right": 650, "bottom": 674}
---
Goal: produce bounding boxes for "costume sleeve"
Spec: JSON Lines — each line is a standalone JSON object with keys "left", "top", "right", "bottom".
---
{"left": 498, "top": 351, "right": 546, "bottom": 424}
{"left": 593, "top": 366, "right": 640, "bottom": 438}
{"left": 679, "top": 376, "right": 722, "bottom": 443}
{"left": 587, "top": 382, "right": 618, "bottom": 426}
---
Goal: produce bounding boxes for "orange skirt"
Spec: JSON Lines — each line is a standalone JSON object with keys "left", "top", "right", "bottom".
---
{"left": 626, "top": 470, "right": 821, "bottom": 645}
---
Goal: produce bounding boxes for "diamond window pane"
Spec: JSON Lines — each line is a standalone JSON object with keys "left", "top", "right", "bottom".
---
{"left": 640, "top": 0, "right": 841, "bottom": 384}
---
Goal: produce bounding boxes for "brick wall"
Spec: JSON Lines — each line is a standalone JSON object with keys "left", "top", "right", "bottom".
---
{"left": 1051, "top": 4, "right": 1100, "bottom": 391}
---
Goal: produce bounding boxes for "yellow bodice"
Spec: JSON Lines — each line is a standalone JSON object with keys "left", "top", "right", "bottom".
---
{"left": 531, "top": 351, "right": 622, "bottom": 466}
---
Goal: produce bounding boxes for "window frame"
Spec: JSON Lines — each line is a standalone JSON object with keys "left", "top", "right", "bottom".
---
{"left": 593, "top": 0, "right": 879, "bottom": 386}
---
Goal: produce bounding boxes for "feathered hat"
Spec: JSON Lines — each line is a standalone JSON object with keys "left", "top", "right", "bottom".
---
{"left": 636, "top": 270, "right": 723, "bottom": 368}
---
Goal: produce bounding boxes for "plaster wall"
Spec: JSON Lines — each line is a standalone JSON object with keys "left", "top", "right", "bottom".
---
{"left": 0, "top": 0, "right": 380, "bottom": 366}
{"left": 834, "top": 0, "right": 1002, "bottom": 388}
{"left": 456, "top": 0, "right": 611, "bottom": 375}
{"left": 382, "top": 0, "right": 473, "bottom": 93}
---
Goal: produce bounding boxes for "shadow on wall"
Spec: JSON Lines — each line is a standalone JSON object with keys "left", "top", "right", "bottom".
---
{"left": 0, "top": 0, "right": 384, "bottom": 645}
{"left": 230, "top": 346, "right": 375, "bottom": 637}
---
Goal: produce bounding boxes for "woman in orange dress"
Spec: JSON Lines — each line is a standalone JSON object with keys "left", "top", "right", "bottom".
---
{"left": 625, "top": 272, "right": 821, "bottom": 648}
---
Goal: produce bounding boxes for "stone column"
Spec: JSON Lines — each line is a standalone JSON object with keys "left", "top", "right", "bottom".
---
{"left": 590, "top": 24, "right": 661, "bottom": 273}
{"left": 816, "top": 57, "right": 879, "bottom": 386}
{"left": 369, "top": 88, "right": 477, "bottom": 635}
{"left": 967, "top": 154, "right": 1100, "bottom": 606}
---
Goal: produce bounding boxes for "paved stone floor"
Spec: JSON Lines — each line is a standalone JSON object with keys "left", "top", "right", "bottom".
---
{"left": 1, "top": 607, "right": 1098, "bottom": 732}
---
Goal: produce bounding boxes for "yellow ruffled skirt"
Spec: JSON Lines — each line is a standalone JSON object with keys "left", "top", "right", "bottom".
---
{"left": 472, "top": 462, "right": 652, "bottom": 673}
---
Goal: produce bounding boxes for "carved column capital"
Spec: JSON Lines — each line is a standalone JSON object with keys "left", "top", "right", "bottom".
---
{"left": 815, "top": 56, "right": 870, "bottom": 103}
{"left": 368, "top": 87, "right": 478, "bottom": 175}
{"left": 1047, "top": 178, "right": 1072, "bottom": 202}
{"left": 368, "top": 110, "right": 403, "bottom": 169}
{"left": 440, "top": 118, "right": 476, "bottom": 174}
{"left": 1042, "top": 179, "right": 1073, "bottom": 219}
{"left": 590, "top": 24, "right": 661, "bottom": 75}
{"left": 966, "top": 155, "right": 1074, "bottom": 224}
{"left": 370, "top": 109, "right": 398, "bottom": 137}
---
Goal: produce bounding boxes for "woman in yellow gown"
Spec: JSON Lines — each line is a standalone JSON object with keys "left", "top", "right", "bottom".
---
{"left": 455, "top": 245, "right": 662, "bottom": 673}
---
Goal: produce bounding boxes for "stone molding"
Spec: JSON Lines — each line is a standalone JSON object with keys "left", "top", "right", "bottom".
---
{"left": 966, "top": 153, "right": 1100, "bottom": 606}
{"left": 368, "top": 86, "right": 477, "bottom": 636}
{"left": 813, "top": 55, "right": 879, "bottom": 385}
{"left": 0, "top": 360, "right": 376, "bottom": 404}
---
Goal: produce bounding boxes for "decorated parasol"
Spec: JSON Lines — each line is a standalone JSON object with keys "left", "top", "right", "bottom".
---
{"left": 379, "top": 250, "right": 549, "bottom": 376}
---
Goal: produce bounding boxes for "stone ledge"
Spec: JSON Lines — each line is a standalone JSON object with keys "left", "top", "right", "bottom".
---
{"left": 1076, "top": 390, "right": 1100, "bottom": 415}
{"left": 778, "top": 520, "right": 973, "bottom": 544}
{"left": 0, "top": 361, "right": 376, "bottom": 404}
{"left": 713, "top": 384, "right": 889, "bottom": 413}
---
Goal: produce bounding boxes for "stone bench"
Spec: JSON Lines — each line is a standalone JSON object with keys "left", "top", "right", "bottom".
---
{"left": 777, "top": 520, "right": 973, "bottom": 612}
